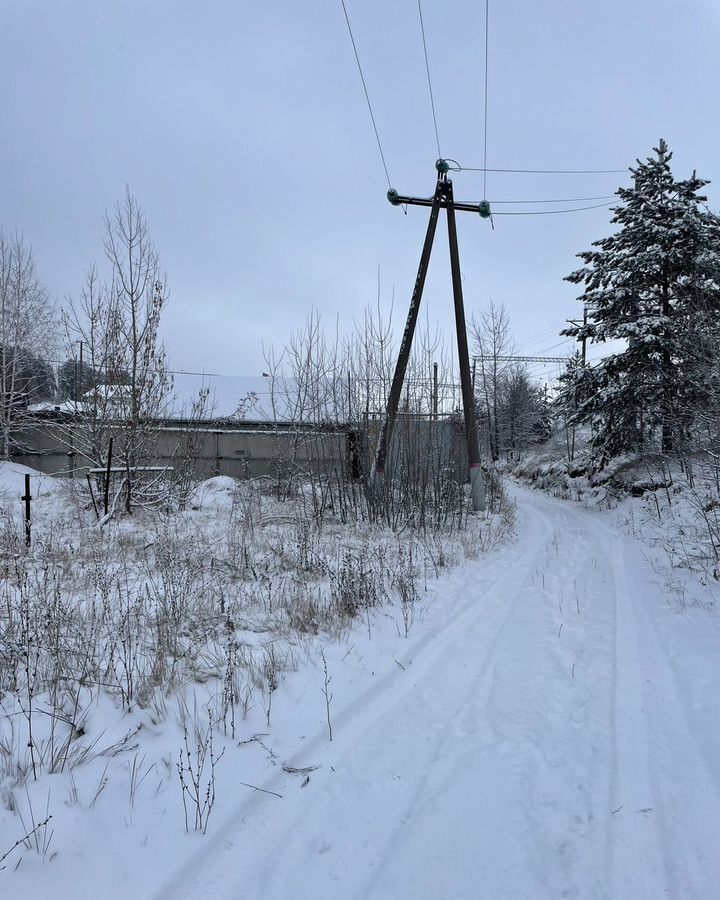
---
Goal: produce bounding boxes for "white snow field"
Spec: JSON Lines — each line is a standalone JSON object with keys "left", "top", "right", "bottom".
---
{"left": 3, "top": 481, "right": 720, "bottom": 899}
{"left": 152, "top": 485, "right": 720, "bottom": 900}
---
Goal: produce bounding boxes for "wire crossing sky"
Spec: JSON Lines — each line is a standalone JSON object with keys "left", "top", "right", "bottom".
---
{"left": 0, "top": 0, "right": 718, "bottom": 374}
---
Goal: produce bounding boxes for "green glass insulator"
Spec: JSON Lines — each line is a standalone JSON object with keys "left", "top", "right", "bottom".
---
{"left": 387, "top": 189, "right": 401, "bottom": 206}
{"left": 478, "top": 200, "right": 491, "bottom": 218}
{"left": 435, "top": 159, "right": 450, "bottom": 174}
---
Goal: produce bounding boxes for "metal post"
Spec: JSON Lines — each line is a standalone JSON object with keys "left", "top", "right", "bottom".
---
{"left": 444, "top": 179, "right": 485, "bottom": 512}
{"left": 21, "top": 474, "right": 31, "bottom": 547}
{"left": 373, "top": 177, "right": 443, "bottom": 480}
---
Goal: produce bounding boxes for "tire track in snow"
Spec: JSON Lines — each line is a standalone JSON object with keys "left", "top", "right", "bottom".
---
{"left": 476, "top": 496, "right": 616, "bottom": 900}
{"left": 534, "top": 493, "right": 720, "bottom": 900}
{"left": 603, "top": 532, "right": 673, "bottom": 900}
{"left": 154, "top": 502, "right": 555, "bottom": 900}
{"left": 515, "top": 496, "right": 673, "bottom": 899}
{"left": 605, "top": 527, "right": 720, "bottom": 899}
{"left": 243, "top": 500, "right": 569, "bottom": 900}
{"left": 155, "top": 487, "right": 720, "bottom": 900}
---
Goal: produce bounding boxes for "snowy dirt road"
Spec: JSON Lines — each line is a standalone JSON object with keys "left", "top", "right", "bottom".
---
{"left": 155, "top": 486, "right": 720, "bottom": 900}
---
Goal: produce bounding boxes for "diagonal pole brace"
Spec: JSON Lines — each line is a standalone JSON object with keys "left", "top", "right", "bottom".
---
{"left": 372, "top": 175, "right": 444, "bottom": 478}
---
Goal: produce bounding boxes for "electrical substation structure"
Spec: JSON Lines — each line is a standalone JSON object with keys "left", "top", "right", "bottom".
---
{"left": 373, "top": 158, "right": 491, "bottom": 512}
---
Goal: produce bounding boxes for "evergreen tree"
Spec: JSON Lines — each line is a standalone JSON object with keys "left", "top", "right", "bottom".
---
{"left": 563, "top": 140, "right": 720, "bottom": 465}
{"left": 498, "top": 366, "right": 549, "bottom": 456}
{"left": 57, "top": 357, "right": 104, "bottom": 400}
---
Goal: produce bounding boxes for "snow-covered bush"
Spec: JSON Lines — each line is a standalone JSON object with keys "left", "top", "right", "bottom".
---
{"left": 0, "top": 461, "right": 514, "bottom": 868}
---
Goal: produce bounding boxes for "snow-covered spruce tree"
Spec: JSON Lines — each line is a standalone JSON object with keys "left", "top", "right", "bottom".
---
{"left": 555, "top": 351, "right": 599, "bottom": 463}
{"left": 563, "top": 140, "right": 720, "bottom": 466}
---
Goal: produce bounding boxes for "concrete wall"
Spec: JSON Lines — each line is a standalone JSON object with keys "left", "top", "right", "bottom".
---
{"left": 10, "top": 415, "right": 466, "bottom": 485}
{"left": 11, "top": 420, "right": 351, "bottom": 481}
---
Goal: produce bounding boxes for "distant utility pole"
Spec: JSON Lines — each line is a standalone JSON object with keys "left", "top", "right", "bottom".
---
{"left": 566, "top": 308, "right": 588, "bottom": 365}
{"left": 373, "top": 159, "right": 491, "bottom": 512}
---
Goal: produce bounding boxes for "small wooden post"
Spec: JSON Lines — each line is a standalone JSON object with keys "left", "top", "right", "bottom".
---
{"left": 21, "top": 473, "right": 32, "bottom": 547}
{"left": 86, "top": 473, "right": 99, "bottom": 519}
{"left": 104, "top": 437, "right": 113, "bottom": 515}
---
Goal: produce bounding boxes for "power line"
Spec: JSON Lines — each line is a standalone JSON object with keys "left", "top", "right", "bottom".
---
{"left": 489, "top": 194, "right": 616, "bottom": 204}
{"left": 518, "top": 335, "right": 567, "bottom": 357}
{"left": 171, "top": 368, "right": 262, "bottom": 379}
{"left": 417, "top": 0, "right": 442, "bottom": 160}
{"left": 482, "top": 0, "right": 490, "bottom": 199}
{"left": 532, "top": 338, "right": 574, "bottom": 355}
{"left": 338, "top": 0, "right": 393, "bottom": 190}
{"left": 493, "top": 201, "right": 615, "bottom": 216}
{"left": 49, "top": 357, "right": 263, "bottom": 381}
{"left": 519, "top": 322, "right": 568, "bottom": 347}
{"left": 455, "top": 165, "right": 627, "bottom": 175}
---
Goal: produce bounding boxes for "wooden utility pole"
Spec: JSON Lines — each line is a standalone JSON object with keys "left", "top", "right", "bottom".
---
{"left": 566, "top": 307, "right": 588, "bottom": 365}
{"left": 373, "top": 160, "right": 490, "bottom": 511}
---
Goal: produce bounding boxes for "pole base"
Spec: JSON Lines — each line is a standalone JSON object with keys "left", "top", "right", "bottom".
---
{"left": 370, "top": 466, "right": 385, "bottom": 495}
{"left": 469, "top": 463, "right": 486, "bottom": 513}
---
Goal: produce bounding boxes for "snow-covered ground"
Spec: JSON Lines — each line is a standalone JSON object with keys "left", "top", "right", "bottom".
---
{"left": 2, "top": 467, "right": 720, "bottom": 899}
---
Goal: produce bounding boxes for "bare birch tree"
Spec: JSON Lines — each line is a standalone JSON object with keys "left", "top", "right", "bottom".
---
{"left": 64, "top": 189, "right": 173, "bottom": 511}
{"left": 471, "top": 301, "right": 514, "bottom": 462}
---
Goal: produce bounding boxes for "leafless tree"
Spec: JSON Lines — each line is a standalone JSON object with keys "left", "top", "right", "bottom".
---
{"left": 0, "top": 230, "right": 57, "bottom": 458}
{"left": 500, "top": 365, "right": 548, "bottom": 459}
{"left": 64, "top": 189, "right": 173, "bottom": 511}
{"left": 471, "top": 301, "right": 514, "bottom": 462}
{"left": 260, "top": 304, "right": 469, "bottom": 531}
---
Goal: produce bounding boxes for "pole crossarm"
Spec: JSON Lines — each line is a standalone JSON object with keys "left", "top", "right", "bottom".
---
{"left": 389, "top": 193, "right": 488, "bottom": 216}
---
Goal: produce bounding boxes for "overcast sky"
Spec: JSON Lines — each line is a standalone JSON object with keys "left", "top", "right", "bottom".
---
{"left": 1, "top": 0, "right": 718, "bottom": 384}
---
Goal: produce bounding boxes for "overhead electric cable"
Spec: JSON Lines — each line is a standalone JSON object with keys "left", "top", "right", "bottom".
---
{"left": 456, "top": 165, "right": 627, "bottom": 175}
{"left": 489, "top": 194, "right": 616, "bottom": 204}
{"left": 532, "top": 338, "right": 575, "bottom": 355}
{"left": 417, "top": 0, "right": 442, "bottom": 159}
{"left": 482, "top": 0, "right": 490, "bottom": 199}
{"left": 518, "top": 324, "right": 568, "bottom": 351}
{"left": 48, "top": 359, "right": 267, "bottom": 380}
{"left": 492, "top": 201, "right": 615, "bottom": 215}
{"left": 338, "top": 0, "right": 393, "bottom": 189}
